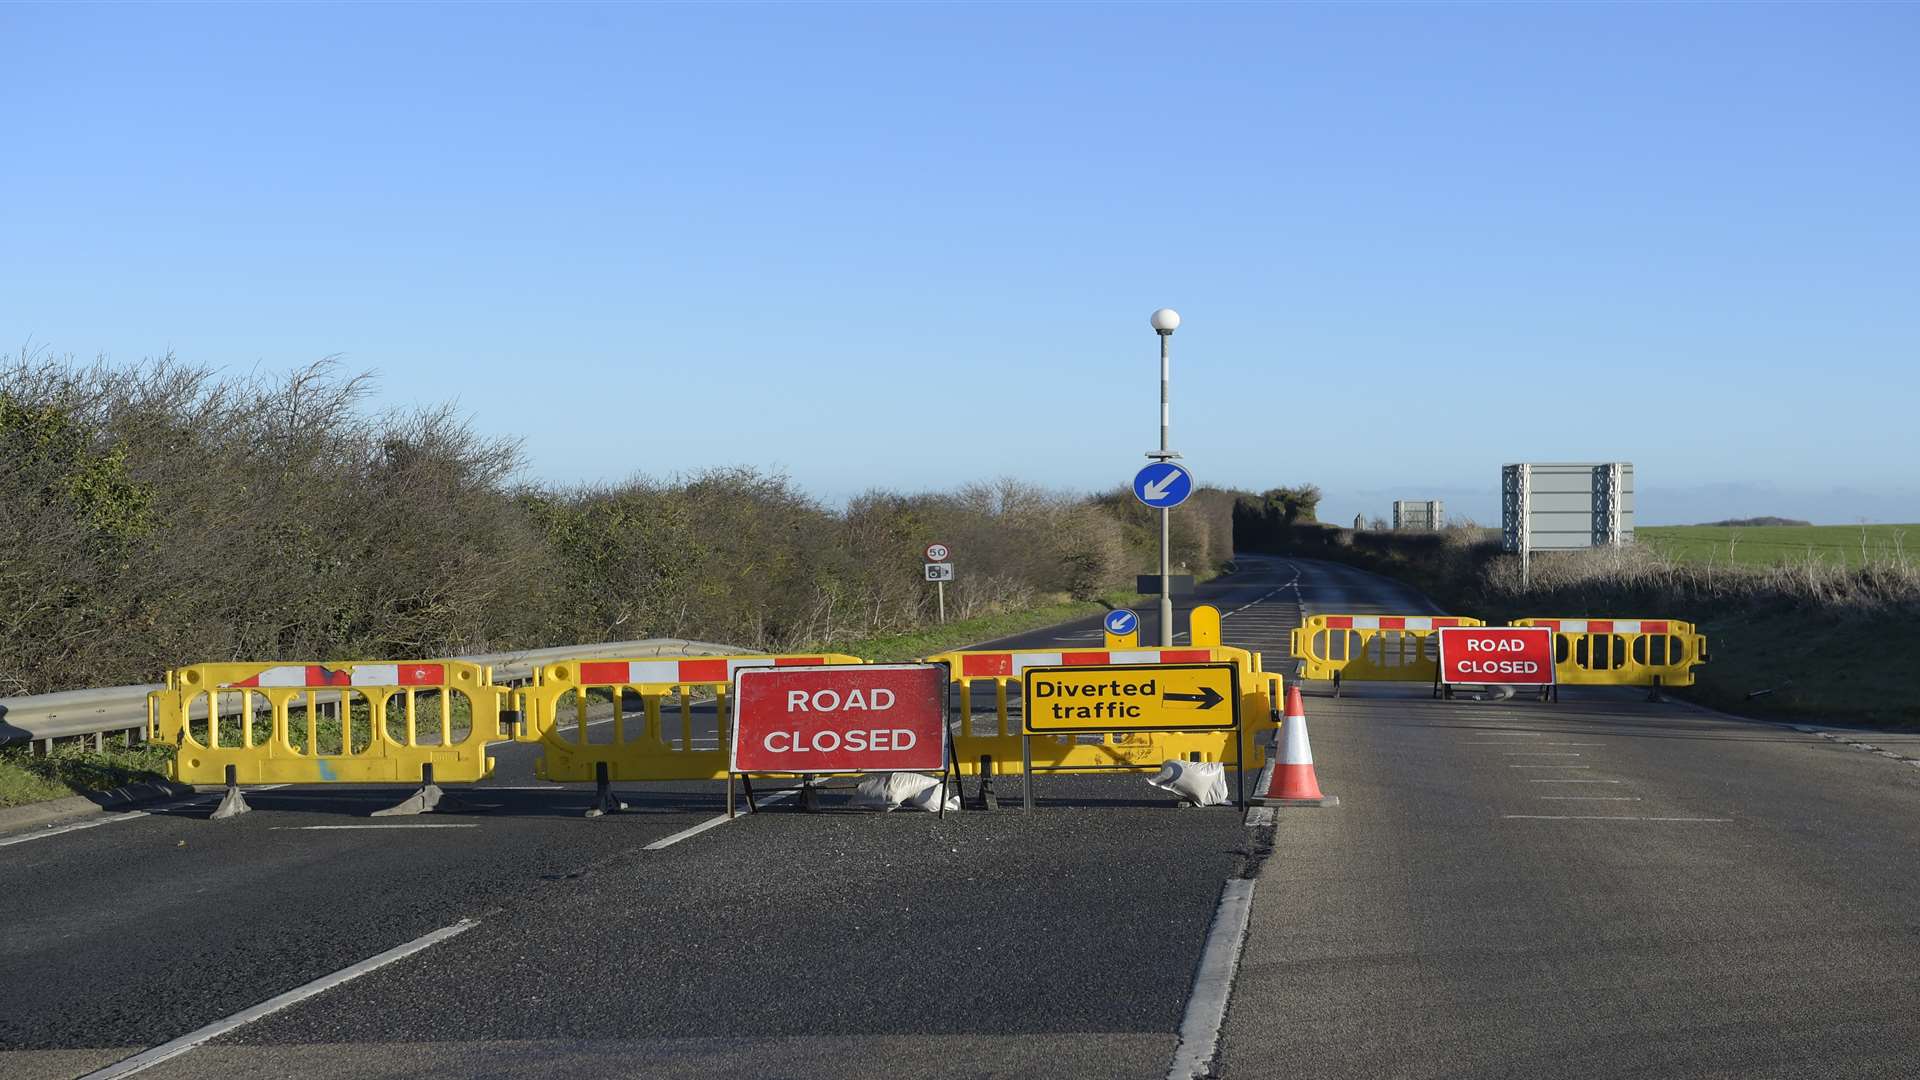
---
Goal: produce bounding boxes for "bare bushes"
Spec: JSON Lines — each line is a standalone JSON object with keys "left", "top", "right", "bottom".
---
{"left": 4, "top": 352, "right": 1247, "bottom": 693}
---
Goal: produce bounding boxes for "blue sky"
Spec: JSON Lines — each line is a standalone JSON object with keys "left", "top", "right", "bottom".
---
{"left": 6, "top": 2, "right": 1916, "bottom": 525}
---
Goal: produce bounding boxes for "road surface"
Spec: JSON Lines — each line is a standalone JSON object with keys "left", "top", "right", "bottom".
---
{"left": 3, "top": 555, "right": 1916, "bottom": 1079}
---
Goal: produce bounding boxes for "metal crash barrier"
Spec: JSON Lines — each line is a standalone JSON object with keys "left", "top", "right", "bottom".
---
{"left": 1290, "top": 615, "right": 1485, "bottom": 694}
{"left": 1512, "top": 618, "right": 1709, "bottom": 694}
{"left": 148, "top": 659, "right": 512, "bottom": 817}
{"left": 520, "top": 653, "right": 866, "bottom": 814}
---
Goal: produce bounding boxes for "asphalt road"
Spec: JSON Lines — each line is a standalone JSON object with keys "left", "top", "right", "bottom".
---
{"left": 0, "top": 556, "right": 1302, "bottom": 1080}
{"left": 7, "top": 554, "right": 1917, "bottom": 1079}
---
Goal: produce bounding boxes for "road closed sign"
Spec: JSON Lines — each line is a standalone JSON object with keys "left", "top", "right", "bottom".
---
{"left": 1438, "top": 627, "right": 1556, "bottom": 686}
{"left": 731, "top": 663, "right": 948, "bottom": 774}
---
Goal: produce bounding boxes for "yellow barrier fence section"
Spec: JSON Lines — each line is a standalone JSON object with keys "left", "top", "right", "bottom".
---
{"left": 1512, "top": 618, "right": 1709, "bottom": 687}
{"left": 523, "top": 653, "right": 867, "bottom": 783}
{"left": 922, "top": 645, "right": 1279, "bottom": 776}
{"left": 149, "top": 660, "right": 509, "bottom": 785}
{"left": 1290, "top": 615, "right": 1486, "bottom": 686}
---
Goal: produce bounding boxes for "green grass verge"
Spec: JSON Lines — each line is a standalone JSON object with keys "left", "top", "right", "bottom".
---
{"left": 0, "top": 736, "right": 176, "bottom": 808}
{"left": 1640, "top": 524, "right": 1919, "bottom": 569}
{"left": 1677, "top": 609, "right": 1920, "bottom": 728}
{"left": 840, "top": 590, "right": 1148, "bottom": 662}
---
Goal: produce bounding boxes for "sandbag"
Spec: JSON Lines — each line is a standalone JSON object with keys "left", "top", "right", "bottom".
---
{"left": 850, "top": 772, "right": 958, "bottom": 813}
{"left": 1147, "top": 759, "right": 1230, "bottom": 807}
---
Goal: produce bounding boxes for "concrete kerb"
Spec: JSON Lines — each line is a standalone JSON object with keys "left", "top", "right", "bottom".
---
{"left": 0, "top": 779, "right": 197, "bottom": 834}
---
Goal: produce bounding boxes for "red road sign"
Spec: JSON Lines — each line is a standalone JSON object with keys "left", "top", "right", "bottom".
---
{"left": 731, "top": 663, "right": 948, "bottom": 773}
{"left": 925, "top": 542, "right": 950, "bottom": 562}
{"left": 1438, "top": 627, "right": 1557, "bottom": 686}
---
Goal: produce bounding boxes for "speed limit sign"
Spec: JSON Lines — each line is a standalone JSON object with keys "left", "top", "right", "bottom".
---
{"left": 924, "top": 543, "right": 950, "bottom": 562}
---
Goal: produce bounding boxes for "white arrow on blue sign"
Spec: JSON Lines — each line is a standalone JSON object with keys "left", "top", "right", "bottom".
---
{"left": 1131, "top": 462, "right": 1195, "bottom": 508}
{"left": 1104, "top": 609, "right": 1140, "bottom": 636}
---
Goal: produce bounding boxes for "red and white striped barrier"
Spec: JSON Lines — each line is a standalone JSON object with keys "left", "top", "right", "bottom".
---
{"left": 1526, "top": 619, "right": 1670, "bottom": 635}
{"left": 1319, "top": 616, "right": 1467, "bottom": 631}
{"left": 221, "top": 663, "right": 447, "bottom": 689}
{"left": 575, "top": 656, "right": 826, "bottom": 686}
{"left": 952, "top": 648, "right": 1213, "bottom": 678}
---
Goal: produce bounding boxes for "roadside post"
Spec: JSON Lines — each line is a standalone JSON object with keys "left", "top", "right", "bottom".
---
{"left": 1144, "top": 307, "right": 1186, "bottom": 646}
{"left": 1435, "top": 626, "right": 1557, "bottom": 701}
{"left": 1019, "top": 661, "right": 1243, "bottom": 812}
{"left": 1103, "top": 608, "right": 1140, "bottom": 649}
{"left": 924, "top": 542, "right": 953, "bottom": 624}
{"left": 729, "top": 663, "right": 952, "bottom": 817}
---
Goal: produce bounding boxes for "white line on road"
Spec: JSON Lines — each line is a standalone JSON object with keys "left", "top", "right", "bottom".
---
{"left": 1503, "top": 815, "right": 1731, "bottom": 822}
{"left": 1166, "top": 877, "right": 1257, "bottom": 1080}
{"left": 642, "top": 786, "right": 802, "bottom": 850}
{"left": 271, "top": 824, "right": 481, "bottom": 830}
{"left": 80, "top": 918, "right": 479, "bottom": 1080}
{"left": 1504, "top": 752, "right": 1583, "bottom": 756}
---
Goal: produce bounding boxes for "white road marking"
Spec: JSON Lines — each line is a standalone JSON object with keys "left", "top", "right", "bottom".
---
{"left": 79, "top": 918, "right": 478, "bottom": 1079}
{"left": 1166, "top": 878, "right": 1257, "bottom": 1080}
{"left": 271, "top": 824, "right": 481, "bottom": 830}
{"left": 642, "top": 786, "right": 802, "bottom": 850}
{"left": 1528, "top": 779, "right": 1623, "bottom": 784}
{"left": 1504, "top": 815, "right": 1730, "bottom": 822}
{"left": 0, "top": 786, "right": 291, "bottom": 849}
{"left": 1504, "top": 752, "right": 1582, "bottom": 756}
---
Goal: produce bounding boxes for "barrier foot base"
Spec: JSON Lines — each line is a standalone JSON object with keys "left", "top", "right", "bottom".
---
{"left": 973, "top": 755, "right": 998, "bottom": 812}
{"left": 210, "top": 784, "right": 252, "bottom": 820}
{"left": 799, "top": 774, "right": 820, "bottom": 813}
{"left": 584, "top": 781, "right": 628, "bottom": 819}
{"left": 1253, "top": 794, "right": 1340, "bottom": 808}
{"left": 371, "top": 784, "right": 466, "bottom": 817}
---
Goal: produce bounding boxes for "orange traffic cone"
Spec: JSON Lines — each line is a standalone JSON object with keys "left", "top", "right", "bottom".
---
{"left": 1256, "top": 684, "right": 1338, "bottom": 806}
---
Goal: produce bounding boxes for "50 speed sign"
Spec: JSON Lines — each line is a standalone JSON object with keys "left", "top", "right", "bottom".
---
{"left": 924, "top": 543, "right": 949, "bottom": 562}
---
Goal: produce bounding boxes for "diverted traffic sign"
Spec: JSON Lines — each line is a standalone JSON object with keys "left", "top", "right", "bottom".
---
{"left": 1438, "top": 627, "right": 1556, "bottom": 686}
{"left": 732, "top": 663, "right": 948, "bottom": 773}
{"left": 1022, "top": 663, "right": 1239, "bottom": 734}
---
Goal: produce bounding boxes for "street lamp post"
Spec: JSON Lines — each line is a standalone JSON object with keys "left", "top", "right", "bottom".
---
{"left": 1149, "top": 307, "right": 1181, "bottom": 646}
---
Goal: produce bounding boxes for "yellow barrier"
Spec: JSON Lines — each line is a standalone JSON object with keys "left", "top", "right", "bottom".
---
{"left": 922, "top": 644, "right": 1278, "bottom": 778}
{"left": 1290, "top": 615, "right": 1486, "bottom": 692}
{"left": 149, "top": 660, "right": 509, "bottom": 785}
{"left": 1512, "top": 618, "right": 1708, "bottom": 690}
{"left": 522, "top": 654, "right": 867, "bottom": 792}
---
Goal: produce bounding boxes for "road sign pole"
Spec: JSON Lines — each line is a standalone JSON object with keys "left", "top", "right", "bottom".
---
{"left": 1158, "top": 326, "right": 1173, "bottom": 646}
{"left": 937, "top": 580, "right": 945, "bottom": 624}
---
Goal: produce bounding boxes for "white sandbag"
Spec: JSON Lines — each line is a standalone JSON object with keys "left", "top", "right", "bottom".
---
{"left": 1147, "top": 759, "right": 1230, "bottom": 807}
{"left": 850, "top": 772, "right": 957, "bottom": 813}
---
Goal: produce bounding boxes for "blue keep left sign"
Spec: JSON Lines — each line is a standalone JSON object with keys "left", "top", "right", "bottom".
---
{"left": 1104, "top": 609, "right": 1140, "bottom": 636}
{"left": 1132, "top": 462, "right": 1195, "bottom": 508}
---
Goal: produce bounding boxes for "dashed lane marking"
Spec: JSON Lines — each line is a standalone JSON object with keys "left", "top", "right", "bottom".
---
{"left": 1504, "top": 815, "right": 1730, "bottom": 822}
{"left": 1528, "top": 779, "right": 1624, "bottom": 784}
{"left": 79, "top": 918, "right": 479, "bottom": 1079}
{"left": 642, "top": 786, "right": 802, "bottom": 850}
{"left": 271, "top": 824, "right": 481, "bottom": 830}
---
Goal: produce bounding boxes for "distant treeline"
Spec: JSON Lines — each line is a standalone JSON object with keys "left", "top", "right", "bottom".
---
{"left": 1, "top": 355, "right": 1281, "bottom": 695}
{"left": 1697, "top": 517, "right": 1812, "bottom": 527}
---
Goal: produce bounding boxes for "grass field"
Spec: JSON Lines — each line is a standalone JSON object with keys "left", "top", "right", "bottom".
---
{"left": 1639, "top": 524, "right": 1918, "bottom": 568}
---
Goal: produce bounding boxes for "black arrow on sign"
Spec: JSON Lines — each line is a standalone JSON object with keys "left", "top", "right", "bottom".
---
{"left": 1164, "top": 686, "right": 1225, "bottom": 710}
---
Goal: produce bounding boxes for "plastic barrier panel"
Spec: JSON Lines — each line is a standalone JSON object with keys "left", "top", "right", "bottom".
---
{"left": 523, "top": 654, "right": 867, "bottom": 783}
{"left": 1290, "top": 615, "right": 1486, "bottom": 689}
{"left": 923, "top": 646, "right": 1278, "bottom": 777}
{"left": 149, "top": 660, "right": 509, "bottom": 784}
{"left": 1512, "top": 619, "right": 1709, "bottom": 688}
